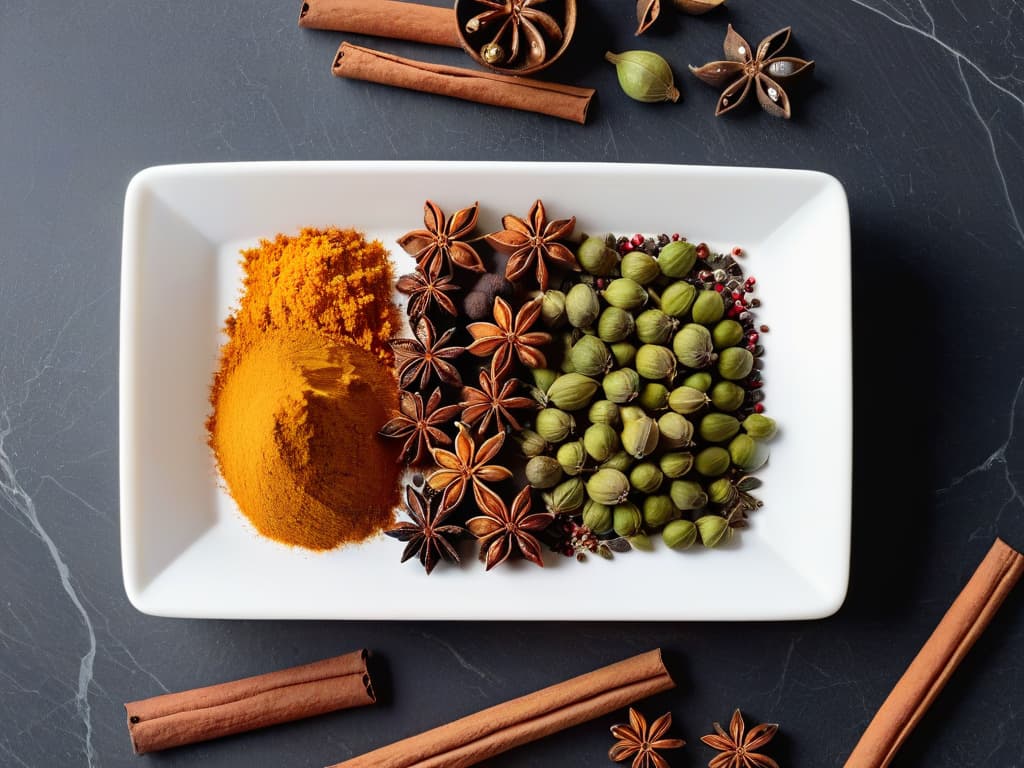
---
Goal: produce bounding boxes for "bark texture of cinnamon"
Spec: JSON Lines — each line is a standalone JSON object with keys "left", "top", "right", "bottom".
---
{"left": 326, "top": 648, "right": 674, "bottom": 768}
{"left": 845, "top": 538, "right": 1023, "bottom": 768}
{"left": 126, "top": 649, "right": 375, "bottom": 754}
{"left": 299, "top": 0, "right": 460, "bottom": 48}
{"left": 331, "top": 42, "right": 595, "bottom": 124}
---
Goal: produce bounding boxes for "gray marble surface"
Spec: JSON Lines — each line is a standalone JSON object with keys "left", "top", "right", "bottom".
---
{"left": 2, "top": 0, "right": 1023, "bottom": 765}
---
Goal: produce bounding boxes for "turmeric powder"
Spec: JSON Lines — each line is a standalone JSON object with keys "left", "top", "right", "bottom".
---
{"left": 207, "top": 228, "right": 403, "bottom": 550}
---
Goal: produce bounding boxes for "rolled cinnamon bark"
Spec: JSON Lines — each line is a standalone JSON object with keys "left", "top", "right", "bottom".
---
{"left": 126, "top": 649, "right": 375, "bottom": 754}
{"left": 845, "top": 538, "right": 1023, "bottom": 768}
{"left": 331, "top": 42, "right": 595, "bottom": 124}
{"left": 327, "top": 649, "right": 674, "bottom": 768}
{"left": 299, "top": 0, "right": 461, "bottom": 48}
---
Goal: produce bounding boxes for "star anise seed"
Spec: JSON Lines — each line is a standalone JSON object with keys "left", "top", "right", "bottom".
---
{"left": 427, "top": 422, "right": 513, "bottom": 513}
{"left": 690, "top": 25, "right": 814, "bottom": 119}
{"left": 466, "top": 295, "right": 551, "bottom": 377}
{"left": 385, "top": 485, "right": 465, "bottom": 575}
{"left": 390, "top": 316, "right": 466, "bottom": 391}
{"left": 396, "top": 268, "right": 460, "bottom": 320}
{"left": 466, "top": 484, "right": 553, "bottom": 570}
{"left": 485, "top": 199, "right": 578, "bottom": 291}
{"left": 398, "top": 200, "right": 485, "bottom": 278}
{"left": 700, "top": 709, "right": 779, "bottom": 768}
{"left": 379, "top": 388, "right": 461, "bottom": 466}
{"left": 609, "top": 707, "right": 686, "bottom": 768}
{"left": 459, "top": 362, "right": 538, "bottom": 437}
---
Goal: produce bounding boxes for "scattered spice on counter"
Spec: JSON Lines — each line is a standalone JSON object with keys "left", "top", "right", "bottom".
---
{"left": 207, "top": 228, "right": 402, "bottom": 550}
{"left": 609, "top": 707, "right": 686, "bottom": 768}
{"left": 325, "top": 649, "right": 675, "bottom": 768}
{"left": 700, "top": 709, "right": 779, "bottom": 768}
{"left": 690, "top": 25, "right": 814, "bottom": 119}
{"left": 125, "top": 650, "right": 375, "bottom": 754}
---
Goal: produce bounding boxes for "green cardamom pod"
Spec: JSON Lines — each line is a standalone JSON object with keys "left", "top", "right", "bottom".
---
{"left": 570, "top": 335, "right": 613, "bottom": 378}
{"left": 544, "top": 476, "right": 585, "bottom": 514}
{"left": 659, "top": 451, "right": 694, "bottom": 478}
{"left": 612, "top": 501, "right": 643, "bottom": 536}
{"left": 712, "top": 319, "right": 744, "bottom": 349}
{"left": 583, "top": 422, "right": 620, "bottom": 462}
{"left": 638, "top": 382, "right": 670, "bottom": 412}
{"left": 610, "top": 341, "right": 638, "bottom": 368}
{"left": 603, "top": 277, "right": 649, "bottom": 310}
{"left": 670, "top": 479, "right": 708, "bottom": 510}
{"left": 729, "top": 433, "right": 769, "bottom": 471}
{"left": 531, "top": 367, "right": 559, "bottom": 396}
{"left": 707, "top": 476, "right": 738, "bottom": 505}
{"left": 588, "top": 399, "right": 621, "bottom": 426}
{"left": 526, "top": 455, "right": 563, "bottom": 488}
{"left": 695, "top": 514, "right": 731, "bottom": 548}
{"left": 635, "top": 308, "right": 678, "bottom": 345}
{"left": 546, "top": 372, "right": 600, "bottom": 411}
{"left": 566, "top": 283, "right": 601, "bottom": 328}
{"left": 541, "top": 290, "right": 567, "bottom": 329}
{"left": 660, "top": 279, "right": 697, "bottom": 316}
{"left": 597, "top": 306, "right": 636, "bottom": 343}
{"left": 643, "top": 494, "right": 680, "bottom": 528}
{"left": 635, "top": 343, "right": 677, "bottom": 380}
{"left": 586, "top": 467, "right": 631, "bottom": 505}
{"left": 699, "top": 413, "right": 740, "bottom": 443}
{"left": 517, "top": 428, "right": 549, "bottom": 458}
{"left": 535, "top": 407, "right": 575, "bottom": 443}
{"left": 743, "top": 413, "right": 778, "bottom": 439}
{"left": 681, "top": 371, "right": 712, "bottom": 391}
{"left": 576, "top": 235, "right": 619, "bottom": 276}
{"left": 658, "top": 411, "right": 694, "bottom": 448}
{"left": 630, "top": 462, "right": 664, "bottom": 494}
{"left": 621, "top": 415, "right": 661, "bottom": 459}
{"left": 602, "top": 367, "right": 641, "bottom": 403}
{"left": 694, "top": 446, "right": 731, "bottom": 476}
{"left": 718, "top": 346, "right": 754, "bottom": 380}
{"left": 620, "top": 251, "right": 661, "bottom": 285}
{"left": 605, "top": 50, "right": 681, "bottom": 103}
{"left": 710, "top": 381, "right": 745, "bottom": 412}
{"left": 582, "top": 499, "right": 614, "bottom": 534}
{"left": 600, "top": 450, "right": 635, "bottom": 473}
{"left": 657, "top": 241, "right": 697, "bottom": 278}
{"left": 692, "top": 289, "right": 725, "bottom": 325}
{"left": 556, "top": 439, "right": 588, "bottom": 476}
{"left": 672, "top": 323, "right": 716, "bottom": 369}
{"left": 668, "top": 385, "right": 709, "bottom": 415}
{"left": 662, "top": 519, "right": 698, "bottom": 549}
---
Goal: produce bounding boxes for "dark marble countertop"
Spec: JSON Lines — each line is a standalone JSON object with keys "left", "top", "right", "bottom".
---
{"left": 2, "top": 1, "right": 1022, "bottom": 766}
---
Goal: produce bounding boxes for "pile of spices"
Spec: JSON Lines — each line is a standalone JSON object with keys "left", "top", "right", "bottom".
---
{"left": 381, "top": 198, "right": 778, "bottom": 574}
{"left": 207, "top": 228, "right": 402, "bottom": 550}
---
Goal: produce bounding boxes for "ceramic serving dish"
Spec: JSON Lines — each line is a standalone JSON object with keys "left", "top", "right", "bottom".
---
{"left": 120, "top": 161, "right": 851, "bottom": 620}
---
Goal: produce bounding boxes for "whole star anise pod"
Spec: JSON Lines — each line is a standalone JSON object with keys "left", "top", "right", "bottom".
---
{"left": 385, "top": 485, "right": 465, "bottom": 575}
{"left": 465, "top": 1, "right": 564, "bottom": 68}
{"left": 700, "top": 709, "right": 779, "bottom": 768}
{"left": 609, "top": 707, "right": 686, "bottom": 768}
{"left": 390, "top": 316, "right": 465, "bottom": 390}
{"left": 466, "top": 484, "right": 553, "bottom": 569}
{"left": 396, "top": 267, "right": 460, "bottom": 320}
{"left": 466, "top": 295, "right": 551, "bottom": 377}
{"left": 485, "top": 199, "right": 578, "bottom": 291}
{"left": 459, "top": 362, "right": 537, "bottom": 436}
{"left": 690, "top": 25, "right": 814, "bottom": 119}
{"left": 398, "top": 200, "right": 485, "bottom": 278}
{"left": 379, "top": 388, "right": 461, "bottom": 465}
{"left": 427, "top": 422, "right": 513, "bottom": 513}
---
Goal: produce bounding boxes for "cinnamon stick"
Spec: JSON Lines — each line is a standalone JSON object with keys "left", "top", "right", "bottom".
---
{"left": 845, "top": 538, "right": 1023, "bottom": 768}
{"left": 125, "top": 649, "right": 375, "bottom": 754}
{"left": 331, "top": 42, "right": 595, "bottom": 124}
{"left": 298, "top": 0, "right": 460, "bottom": 48}
{"left": 326, "top": 649, "right": 674, "bottom": 768}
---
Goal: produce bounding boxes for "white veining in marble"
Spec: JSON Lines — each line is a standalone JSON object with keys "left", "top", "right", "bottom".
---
{"left": 0, "top": 409, "right": 97, "bottom": 768}
{"left": 848, "top": 0, "right": 1024, "bottom": 247}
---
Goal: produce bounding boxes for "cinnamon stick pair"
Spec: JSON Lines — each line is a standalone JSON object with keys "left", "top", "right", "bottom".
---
{"left": 125, "top": 649, "right": 375, "bottom": 754}
{"left": 845, "top": 538, "right": 1023, "bottom": 767}
{"left": 327, "top": 649, "right": 675, "bottom": 768}
{"left": 331, "top": 42, "right": 595, "bottom": 124}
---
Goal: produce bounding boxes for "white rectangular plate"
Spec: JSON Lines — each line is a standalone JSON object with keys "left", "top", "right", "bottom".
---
{"left": 120, "top": 161, "right": 851, "bottom": 620}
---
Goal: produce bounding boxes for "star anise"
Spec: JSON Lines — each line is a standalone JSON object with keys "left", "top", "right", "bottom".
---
{"left": 390, "top": 316, "right": 465, "bottom": 390}
{"left": 427, "top": 422, "right": 513, "bottom": 513}
{"left": 466, "top": 484, "right": 553, "bottom": 569}
{"left": 459, "top": 362, "right": 537, "bottom": 436}
{"left": 385, "top": 485, "right": 465, "bottom": 575}
{"left": 690, "top": 25, "right": 814, "bottom": 119}
{"left": 609, "top": 707, "right": 686, "bottom": 768}
{"left": 396, "top": 267, "right": 460, "bottom": 320}
{"left": 398, "top": 200, "right": 485, "bottom": 278}
{"left": 379, "top": 388, "right": 461, "bottom": 466}
{"left": 485, "top": 199, "right": 578, "bottom": 291}
{"left": 464, "top": 1, "right": 564, "bottom": 69}
{"left": 466, "top": 295, "right": 551, "bottom": 377}
{"left": 700, "top": 709, "right": 779, "bottom": 768}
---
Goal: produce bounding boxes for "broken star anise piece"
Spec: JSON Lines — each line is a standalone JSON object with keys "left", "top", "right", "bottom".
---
{"left": 635, "top": 0, "right": 660, "bottom": 35}
{"left": 609, "top": 707, "right": 686, "bottom": 768}
{"left": 427, "top": 422, "right": 513, "bottom": 513}
{"left": 465, "top": 0, "right": 564, "bottom": 68}
{"left": 386, "top": 485, "right": 466, "bottom": 575}
{"left": 700, "top": 709, "right": 779, "bottom": 768}
{"left": 379, "top": 388, "right": 461, "bottom": 466}
{"left": 398, "top": 200, "right": 485, "bottom": 278}
{"left": 466, "top": 484, "right": 554, "bottom": 569}
{"left": 690, "top": 25, "right": 814, "bottom": 119}
{"left": 396, "top": 267, "right": 460, "bottom": 320}
{"left": 485, "top": 199, "right": 578, "bottom": 291}
{"left": 466, "top": 295, "right": 551, "bottom": 377}
{"left": 390, "top": 316, "right": 466, "bottom": 391}
{"left": 459, "top": 362, "right": 538, "bottom": 436}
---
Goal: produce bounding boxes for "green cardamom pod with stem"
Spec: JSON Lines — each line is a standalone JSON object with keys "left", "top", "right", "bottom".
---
{"left": 605, "top": 50, "right": 680, "bottom": 103}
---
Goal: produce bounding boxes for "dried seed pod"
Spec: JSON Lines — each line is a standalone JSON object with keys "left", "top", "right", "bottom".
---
{"left": 681, "top": 371, "right": 713, "bottom": 392}
{"left": 526, "top": 455, "right": 563, "bottom": 488}
{"left": 718, "top": 346, "right": 754, "bottom": 380}
{"left": 577, "top": 235, "right": 619, "bottom": 276}
{"left": 630, "top": 462, "right": 664, "bottom": 494}
{"left": 660, "top": 280, "right": 697, "bottom": 317}
{"left": 545, "top": 477, "right": 585, "bottom": 514}
{"left": 583, "top": 422, "right": 620, "bottom": 462}
{"left": 517, "top": 429, "right": 549, "bottom": 458}
{"left": 707, "top": 476, "right": 738, "bottom": 505}
{"left": 531, "top": 367, "right": 559, "bottom": 395}
{"left": 692, "top": 289, "right": 725, "bottom": 325}
{"left": 583, "top": 499, "right": 614, "bottom": 534}
{"left": 600, "top": 450, "right": 635, "bottom": 473}
{"left": 658, "top": 412, "right": 694, "bottom": 448}
{"left": 729, "top": 433, "right": 769, "bottom": 471}
{"left": 535, "top": 407, "right": 575, "bottom": 443}
{"left": 636, "top": 309, "right": 678, "bottom": 345}
{"left": 613, "top": 501, "right": 643, "bottom": 536}
{"left": 673, "top": 0, "right": 726, "bottom": 15}
{"left": 658, "top": 240, "right": 697, "bottom": 278}
{"left": 743, "top": 412, "right": 778, "bottom": 439}
{"left": 546, "top": 372, "right": 600, "bottom": 411}
{"left": 603, "top": 277, "right": 649, "bottom": 310}
{"left": 696, "top": 514, "right": 731, "bottom": 547}
{"left": 588, "top": 399, "right": 621, "bottom": 426}
{"left": 695, "top": 446, "right": 731, "bottom": 476}
{"left": 662, "top": 518, "right": 698, "bottom": 549}
{"left": 668, "top": 385, "right": 710, "bottom": 415}
{"left": 635, "top": 343, "right": 677, "bottom": 380}
{"left": 566, "top": 283, "right": 601, "bottom": 328}
{"left": 620, "top": 251, "right": 661, "bottom": 285}
{"left": 610, "top": 342, "right": 638, "bottom": 368}
{"left": 643, "top": 494, "right": 679, "bottom": 528}
{"left": 557, "top": 439, "right": 588, "bottom": 476}
{"left": 597, "top": 306, "right": 636, "bottom": 343}
{"left": 712, "top": 318, "right": 744, "bottom": 348}
{"left": 621, "top": 415, "right": 660, "bottom": 458}
{"left": 673, "top": 323, "right": 716, "bottom": 369}
{"left": 586, "top": 467, "right": 631, "bottom": 505}
{"left": 670, "top": 479, "right": 708, "bottom": 510}
{"left": 710, "top": 380, "right": 746, "bottom": 412}
{"left": 603, "top": 367, "right": 641, "bottom": 403}
{"left": 570, "top": 335, "right": 613, "bottom": 377}
{"left": 541, "top": 290, "right": 568, "bottom": 328}
{"left": 638, "top": 382, "right": 670, "bottom": 412}
{"left": 699, "top": 413, "right": 741, "bottom": 443}
{"left": 659, "top": 451, "right": 694, "bottom": 478}
{"left": 605, "top": 50, "right": 680, "bottom": 103}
